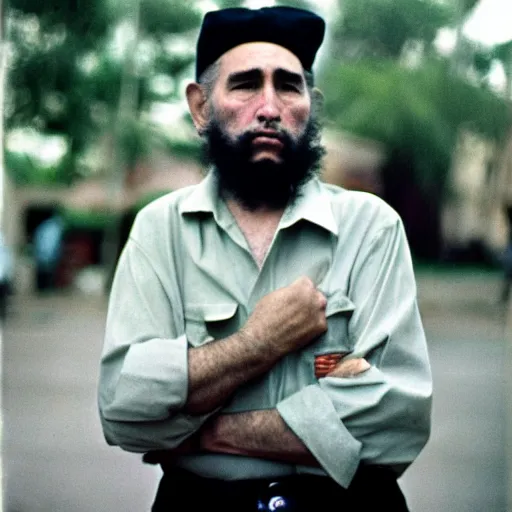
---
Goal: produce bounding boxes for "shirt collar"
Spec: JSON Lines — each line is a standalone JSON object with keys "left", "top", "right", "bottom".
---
{"left": 280, "top": 177, "right": 338, "bottom": 236}
{"left": 180, "top": 170, "right": 338, "bottom": 236}
{"left": 179, "top": 169, "right": 219, "bottom": 216}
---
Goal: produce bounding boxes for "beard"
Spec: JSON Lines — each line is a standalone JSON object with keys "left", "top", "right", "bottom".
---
{"left": 202, "top": 116, "right": 326, "bottom": 211}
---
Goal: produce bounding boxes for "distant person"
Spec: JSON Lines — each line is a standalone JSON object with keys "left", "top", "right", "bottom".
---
{"left": 501, "top": 240, "right": 512, "bottom": 303}
{"left": 33, "top": 215, "right": 64, "bottom": 292}
{"left": 98, "top": 6, "right": 432, "bottom": 511}
{"left": 500, "top": 206, "right": 512, "bottom": 303}
{"left": 0, "top": 231, "right": 13, "bottom": 321}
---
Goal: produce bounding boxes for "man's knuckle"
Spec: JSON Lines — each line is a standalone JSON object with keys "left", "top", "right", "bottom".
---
{"left": 299, "top": 276, "right": 313, "bottom": 288}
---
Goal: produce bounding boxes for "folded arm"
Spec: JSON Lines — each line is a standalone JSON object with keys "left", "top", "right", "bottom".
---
{"left": 98, "top": 234, "right": 203, "bottom": 452}
{"left": 190, "top": 358, "right": 370, "bottom": 465}
{"left": 98, "top": 238, "right": 276, "bottom": 451}
{"left": 200, "top": 409, "right": 318, "bottom": 466}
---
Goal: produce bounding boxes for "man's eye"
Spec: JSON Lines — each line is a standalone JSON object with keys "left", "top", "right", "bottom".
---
{"left": 280, "top": 83, "right": 301, "bottom": 93}
{"left": 232, "top": 82, "right": 258, "bottom": 90}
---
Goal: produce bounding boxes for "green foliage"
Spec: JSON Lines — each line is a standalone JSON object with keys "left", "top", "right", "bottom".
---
{"left": 493, "top": 40, "right": 512, "bottom": 64}
{"left": 62, "top": 207, "right": 119, "bottom": 231}
{"left": 320, "top": 59, "right": 512, "bottom": 194}
{"left": 4, "top": 0, "right": 204, "bottom": 185}
{"left": 140, "top": 0, "right": 201, "bottom": 35}
{"left": 4, "top": 150, "right": 77, "bottom": 185}
{"left": 333, "top": 0, "right": 455, "bottom": 59}
{"left": 106, "top": 0, "right": 201, "bottom": 35}
{"left": 460, "top": 0, "right": 479, "bottom": 11}
{"left": 132, "top": 189, "right": 172, "bottom": 212}
{"left": 7, "top": 0, "right": 115, "bottom": 47}
{"left": 115, "top": 119, "right": 201, "bottom": 169}
{"left": 164, "top": 138, "right": 203, "bottom": 162}
{"left": 5, "top": 1, "right": 113, "bottom": 179}
{"left": 4, "top": 150, "right": 38, "bottom": 185}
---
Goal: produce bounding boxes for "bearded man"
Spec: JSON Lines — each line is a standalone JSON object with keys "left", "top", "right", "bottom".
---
{"left": 98, "top": 6, "right": 432, "bottom": 511}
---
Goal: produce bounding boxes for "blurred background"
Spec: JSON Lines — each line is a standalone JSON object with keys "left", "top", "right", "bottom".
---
{"left": 1, "top": 0, "right": 512, "bottom": 510}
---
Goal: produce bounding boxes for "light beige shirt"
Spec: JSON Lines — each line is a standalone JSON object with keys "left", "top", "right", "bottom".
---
{"left": 98, "top": 172, "right": 432, "bottom": 488}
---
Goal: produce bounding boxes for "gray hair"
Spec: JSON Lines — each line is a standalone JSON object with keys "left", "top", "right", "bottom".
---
{"left": 198, "top": 61, "right": 221, "bottom": 97}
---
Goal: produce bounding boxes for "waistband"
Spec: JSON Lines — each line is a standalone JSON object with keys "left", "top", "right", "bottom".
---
{"left": 152, "top": 464, "right": 408, "bottom": 512}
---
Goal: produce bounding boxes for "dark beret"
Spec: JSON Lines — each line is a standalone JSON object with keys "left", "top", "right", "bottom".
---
{"left": 195, "top": 6, "right": 325, "bottom": 81}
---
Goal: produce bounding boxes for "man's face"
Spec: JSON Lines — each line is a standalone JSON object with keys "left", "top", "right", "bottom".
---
{"left": 199, "top": 42, "right": 324, "bottom": 211}
{"left": 209, "top": 42, "right": 312, "bottom": 164}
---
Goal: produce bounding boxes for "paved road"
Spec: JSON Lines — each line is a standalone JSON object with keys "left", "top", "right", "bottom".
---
{"left": 400, "top": 270, "right": 507, "bottom": 512}
{"left": 2, "top": 269, "right": 508, "bottom": 511}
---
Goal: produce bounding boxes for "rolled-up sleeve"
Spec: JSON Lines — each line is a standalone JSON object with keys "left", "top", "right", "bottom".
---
{"left": 277, "top": 217, "right": 432, "bottom": 488}
{"left": 98, "top": 228, "right": 212, "bottom": 452}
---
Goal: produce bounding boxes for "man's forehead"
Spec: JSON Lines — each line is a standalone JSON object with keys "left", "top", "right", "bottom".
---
{"left": 218, "top": 42, "right": 304, "bottom": 76}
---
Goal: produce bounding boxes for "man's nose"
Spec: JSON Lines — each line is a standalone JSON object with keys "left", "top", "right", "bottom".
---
{"left": 256, "top": 86, "right": 281, "bottom": 124}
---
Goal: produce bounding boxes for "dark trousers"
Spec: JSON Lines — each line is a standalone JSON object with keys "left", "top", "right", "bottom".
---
{"left": 0, "top": 282, "right": 9, "bottom": 322}
{"left": 152, "top": 465, "right": 409, "bottom": 512}
{"left": 36, "top": 268, "right": 55, "bottom": 292}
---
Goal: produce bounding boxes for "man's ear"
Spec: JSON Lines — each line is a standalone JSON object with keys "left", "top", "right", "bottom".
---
{"left": 186, "top": 82, "right": 209, "bottom": 135}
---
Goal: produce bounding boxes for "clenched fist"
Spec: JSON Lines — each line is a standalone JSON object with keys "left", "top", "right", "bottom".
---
{"left": 240, "top": 276, "right": 328, "bottom": 359}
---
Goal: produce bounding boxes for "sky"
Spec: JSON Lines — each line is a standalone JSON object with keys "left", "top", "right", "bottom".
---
{"left": 464, "top": 0, "right": 512, "bottom": 46}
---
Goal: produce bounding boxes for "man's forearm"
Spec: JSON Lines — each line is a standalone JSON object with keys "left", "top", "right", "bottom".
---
{"left": 201, "top": 409, "right": 319, "bottom": 467}
{"left": 185, "top": 331, "right": 279, "bottom": 415}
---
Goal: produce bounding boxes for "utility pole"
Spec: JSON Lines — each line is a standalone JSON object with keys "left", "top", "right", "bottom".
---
{"left": 102, "top": 0, "right": 141, "bottom": 292}
{"left": 0, "top": 1, "right": 6, "bottom": 507}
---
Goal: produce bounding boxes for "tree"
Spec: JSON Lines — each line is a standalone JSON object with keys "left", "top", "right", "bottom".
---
{"left": 321, "top": 58, "right": 509, "bottom": 187}
{"left": 318, "top": 0, "right": 512, "bottom": 259}
{"left": 4, "top": 0, "right": 203, "bottom": 184}
{"left": 5, "top": 0, "right": 113, "bottom": 178}
{"left": 332, "top": 0, "right": 456, "bottom": 60}
{"left": 320, "top": 59, "right": 511, "bottom": 256}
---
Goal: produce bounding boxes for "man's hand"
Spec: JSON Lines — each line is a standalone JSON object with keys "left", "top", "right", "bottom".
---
{"left": 186, "top": 277, "right": 327, "bottom": 415}
{"left": 241, "top": 276, "right": 328, "bottom": 359}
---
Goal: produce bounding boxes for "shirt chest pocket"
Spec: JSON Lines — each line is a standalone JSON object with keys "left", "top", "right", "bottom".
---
{"left": 308, "top": 290, "right": 355, "bottom": 358}
{"left": 184, "top": 302, "right": 239, "bottom": 347}
{"left": 225, "top": 291, "right": 356, "bottom": 413}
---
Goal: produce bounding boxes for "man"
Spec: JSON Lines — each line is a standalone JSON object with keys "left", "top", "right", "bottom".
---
{"left": 0, "top": 231, "right": 13, "bottom": 321}
{"left": 33, "top": 214, "right": 64, "bottom": 292}
{"left": 98, "top": 6, "right": 432, "bottom": 511}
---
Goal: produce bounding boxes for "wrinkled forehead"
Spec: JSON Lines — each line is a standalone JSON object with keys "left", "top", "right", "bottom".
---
{"left": 217, "top": 42, "right": 305, "bottom": 80}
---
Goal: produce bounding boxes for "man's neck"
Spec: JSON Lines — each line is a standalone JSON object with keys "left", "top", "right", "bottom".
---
{"left": 226, "top": 198, "right": 285, "bottom": 268}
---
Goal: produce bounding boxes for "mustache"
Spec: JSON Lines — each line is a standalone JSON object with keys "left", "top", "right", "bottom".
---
{"left": 241, "top": 128, "right": 291, "bottom": 146}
